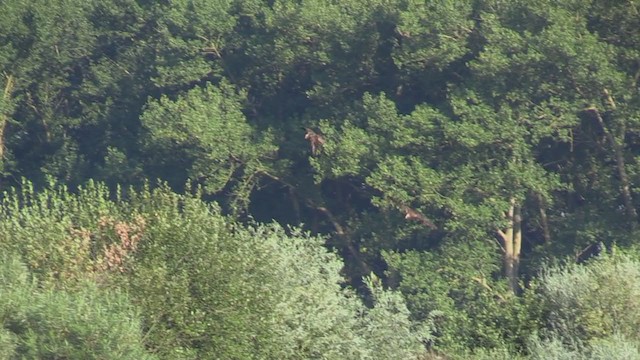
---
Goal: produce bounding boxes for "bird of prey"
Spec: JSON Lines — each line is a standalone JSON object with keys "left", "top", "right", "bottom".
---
{"left": 304, "top": 127, "right": 326, "bottom": 156}
{"left": 400, "top": 205, "right": 437, "bottom": 230}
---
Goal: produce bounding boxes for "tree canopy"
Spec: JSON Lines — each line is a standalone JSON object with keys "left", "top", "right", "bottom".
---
{"left": 2, "top": 0, "right": 640, "bottom": 357}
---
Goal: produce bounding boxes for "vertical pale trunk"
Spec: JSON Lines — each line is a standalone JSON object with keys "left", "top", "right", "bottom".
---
{"left": 588, "top": 93, "right": 637, "bottom": 223}
{"left": 535, "top": 192, "right": 551, "bottom": 244}
{"left": 0, "top": 74, "right": 14, "bottom": 162}
{"left": 498, "top": 199, "right": 522, "bottom": 293}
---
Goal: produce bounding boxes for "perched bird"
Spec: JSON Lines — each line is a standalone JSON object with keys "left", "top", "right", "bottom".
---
{"left": 304, "top": 127, "right": 326, "bottom": 156}
{"left": 401, "top": 205, "right": 437, "bottom": 230}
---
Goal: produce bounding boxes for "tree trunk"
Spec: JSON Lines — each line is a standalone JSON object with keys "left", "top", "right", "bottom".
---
{"left": 0, "top": 74, "right": 14, "bottom": 163}
{"left": 587, "top": 103, "right": 637, "bottom": 223}
{"left": 498, "top": 199, "right": 522, "bottom": 293}
{"left": 535, "top": 192, "right": 551, "bottom": 244}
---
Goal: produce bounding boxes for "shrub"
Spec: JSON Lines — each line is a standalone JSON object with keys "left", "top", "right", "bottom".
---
{"left": 0, "top": 182, "right": 428, "bottom": 359}
{"left": 385, "top": 239, "right": 534, "bottom": 355}
{"left": 126, "top": 189, "right": 427, "bottom": 359}
{"left": 535, "top": 251, "right": 640, "bottom": 345}
{"left": 525, "top": 251, "right": 640, "bottom": 359}
{"left": 0, "top": 255, "right": 153, "bottom": 359}
{"left": 526, "top": 333, "right": 640, "bottom": 360}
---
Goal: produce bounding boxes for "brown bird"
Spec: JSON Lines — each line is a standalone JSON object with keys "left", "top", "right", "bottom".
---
{"left": 304, "top": 127, "right": 326, "bottom": 156}
{"left": 401, "top": 205, "right": 437, "bottom": 230}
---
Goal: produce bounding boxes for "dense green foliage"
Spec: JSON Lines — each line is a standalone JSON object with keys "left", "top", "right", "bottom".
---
{"left": 384, "top": 240, "right": 530, "bottom": 353}
{"left": 2, "top": 0, "right": 640, "bottom": 357}
{"left": 522, "top": 252, "right": 640, "bottom": 360}
{"left": 0, "top": 255, "right": 153, "bottom": 359}
{"left": 0, "top": 183, "right": 425, "bottom": 359}
{"left": 535, "top": 252, "right": 640, "bottom": 351}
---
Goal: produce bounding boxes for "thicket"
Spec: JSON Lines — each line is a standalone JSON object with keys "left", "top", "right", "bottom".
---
{"left": 1, "top": 182, "right": 639, "bottom": 358}
{"left": 0, "top": 183, "right": 426, "bottom": 359}
{"left": 0, "top": 255, "right": 153, "bottom": 359}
